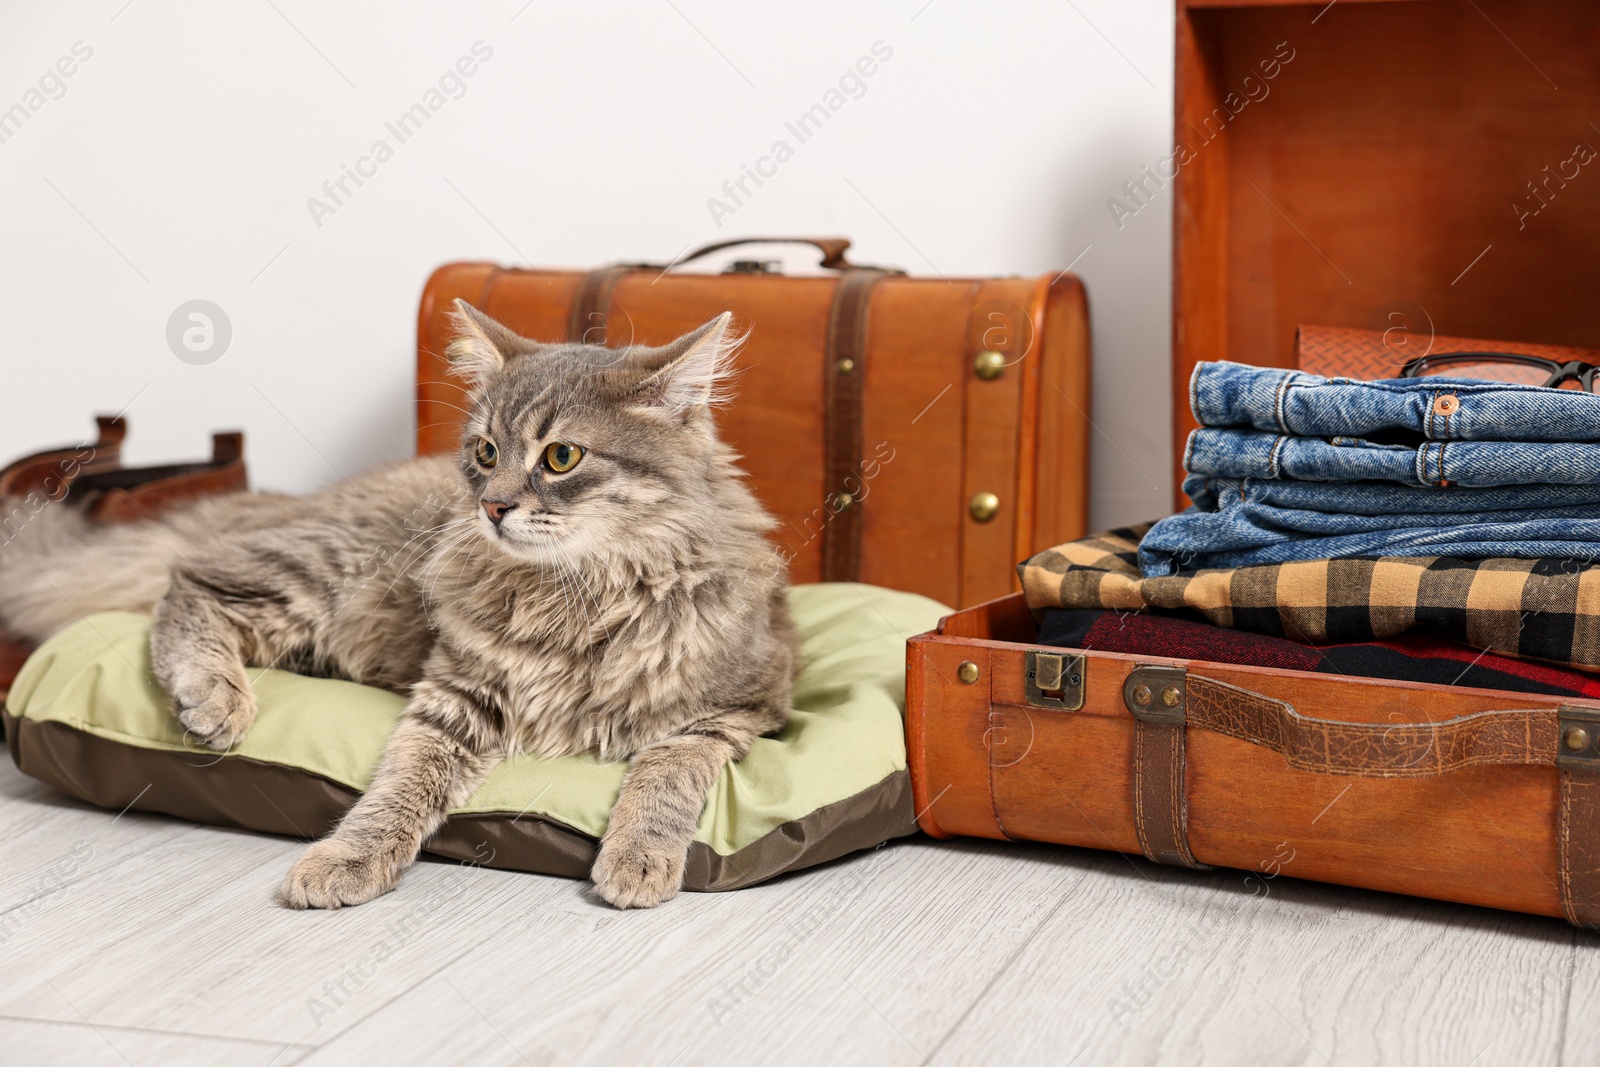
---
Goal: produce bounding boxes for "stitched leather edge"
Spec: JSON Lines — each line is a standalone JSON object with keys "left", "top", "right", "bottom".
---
{"left": 1131, "top": 718, "right": 1208, "bottom": 870}
{"left": 1560, "top": 766, "right": 1600, "bottom": 929}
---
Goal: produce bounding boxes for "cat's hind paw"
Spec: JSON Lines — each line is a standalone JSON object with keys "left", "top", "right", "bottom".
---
{"left": 279, "top": 837, "right": 398, "bottom": 910}
{"left": 591, "top": 837, "right": 687, "bottom": 909}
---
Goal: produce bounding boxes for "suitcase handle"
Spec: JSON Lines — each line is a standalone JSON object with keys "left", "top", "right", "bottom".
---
{"left": 667, "top": 237, "right": 858, "bottom": 272}
{"left": 1143, "top": 670, "right": 1579, "bottom": 779}
{"left": 1115, "top": 665, "right": 1600, "bottom": 926}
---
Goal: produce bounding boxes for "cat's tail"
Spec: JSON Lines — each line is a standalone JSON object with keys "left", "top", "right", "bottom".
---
{"left": 0, "top": 497, "right": 183, "bottom": 643}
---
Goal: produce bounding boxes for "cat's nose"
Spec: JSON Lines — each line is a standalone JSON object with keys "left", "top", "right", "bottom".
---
{"left": 481, "top": 498, "right": 515, "bottom": 526}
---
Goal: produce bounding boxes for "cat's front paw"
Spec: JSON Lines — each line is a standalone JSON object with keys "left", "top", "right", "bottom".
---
{"left": 172, "top": 676, "right": 257, "bottom": 751}
{"left": 279, "top": 837, "right": 399, "bottom": 910}
{"left": 591, "top": 835, "right": 687, "bottom": 909}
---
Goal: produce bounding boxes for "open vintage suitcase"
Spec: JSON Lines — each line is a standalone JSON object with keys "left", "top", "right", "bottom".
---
{"left": 0, "top": 426, "right": 249, "bottom": 701}
{"left": 417, "top": 237, "right": 1091, "bottom": 608}
{"left": 907, "top": 0, "right": 1600, "bottom": 927}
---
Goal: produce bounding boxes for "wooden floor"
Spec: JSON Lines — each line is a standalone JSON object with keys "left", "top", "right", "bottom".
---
{"left": 2, "top": 757, "right": 1598, "bottom": 1066}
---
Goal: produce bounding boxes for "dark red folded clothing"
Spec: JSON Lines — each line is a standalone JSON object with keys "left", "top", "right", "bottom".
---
{"left": 1037, "top": 609, "right": 1600, "bottom": 699}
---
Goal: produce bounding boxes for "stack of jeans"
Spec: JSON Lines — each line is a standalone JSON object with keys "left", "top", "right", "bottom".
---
{"left": 1139, "top": 361, "right": 1600, "bottom": 576}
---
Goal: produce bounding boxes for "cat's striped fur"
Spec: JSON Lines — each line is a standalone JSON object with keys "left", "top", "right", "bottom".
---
{"left": 0, "top": 306, "right": 796, "bottom": 909}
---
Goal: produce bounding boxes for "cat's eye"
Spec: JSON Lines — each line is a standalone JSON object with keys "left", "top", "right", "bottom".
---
{"left": 474, "top": 438, "right": 497, "bottom": 468}
{"left": 543, "top": 442, "right": 584, "bottom": 473}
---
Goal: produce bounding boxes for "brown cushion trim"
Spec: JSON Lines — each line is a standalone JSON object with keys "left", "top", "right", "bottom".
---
{"left": 3, "top": 709, "right": 916, "bottom": 892}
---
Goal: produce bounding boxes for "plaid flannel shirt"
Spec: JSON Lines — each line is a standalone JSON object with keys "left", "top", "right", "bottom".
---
{"left": 1019, "top": 524, "right": 1600, "bottom": 673}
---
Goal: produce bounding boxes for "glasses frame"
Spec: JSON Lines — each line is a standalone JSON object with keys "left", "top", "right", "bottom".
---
{"left": 1399, "top": 351, "right": 1600, "bottom": 392}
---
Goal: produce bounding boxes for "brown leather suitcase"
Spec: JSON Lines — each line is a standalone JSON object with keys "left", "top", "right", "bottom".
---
{"left": 69, "top": 431, "right": 248, "bottom": 524}
{"left": 417, "top": 237, "right": 1092, "bottom": 609}
{"left": 907, "top": 0, "right": 1600, "bottom": 929}
{"left": 907, "top": 597, "right": 1600, "bottom": 925}
{"left": 0, "top": 426, "right": 249, "bottom": 702}
{"left": 0, "top": 415, "right": 126, "bottom": 501}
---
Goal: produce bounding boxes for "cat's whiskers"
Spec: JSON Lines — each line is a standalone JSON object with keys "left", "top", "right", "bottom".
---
{"left": 412, "top": 530, "right": 468, "bottom": 610}
{"left": 547, "top": 537, "right": 585, "bottom": 639}
{"left": 418, "top": 374, "right": 473, "bottom": 396}
{"left": 420, "top": 399, "right": 477, "bottom": 420}
{"left": 394, "top": 513, "right": 476, "bottom": 560}
{"left": 551, "top": 550, "right": 577, "bottom": 639}
{"left": 417, "top": 527, "right": 484, "bottom": 626}
{"left": 550, "top": 537, "right": 612, "bottom": 643}
{"left": 422, "top": 526, "right": 481, "bottom": 591}
{"left": 373, "top": 515, "right": 478, "bottom": 607}
{"left": 534, "top": 529, "right": 584, "bottom": 641}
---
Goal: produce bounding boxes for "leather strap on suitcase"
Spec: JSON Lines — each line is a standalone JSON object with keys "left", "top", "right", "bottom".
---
{"left": 818, "top": 267, "right": 885, "bottom": 581}
{"left": 1121, "top": 664, "right": 1600, "bottom": 926}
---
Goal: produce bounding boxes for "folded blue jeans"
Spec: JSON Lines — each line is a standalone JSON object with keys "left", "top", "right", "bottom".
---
{"left": 1152, "top": 361, "right": 1600, "bottom": 573}
{"left": 1184, "top": 428, "right": 1600, "bottom": 488}
{"left": 1141, "top": 475, "right": 1600, "bottom": 575}
{"left": 1185, "top": 475, "right": 1600, "bottom": 515}
{"left": 1191, "top": 360, "right": 1600, "bottom": 442}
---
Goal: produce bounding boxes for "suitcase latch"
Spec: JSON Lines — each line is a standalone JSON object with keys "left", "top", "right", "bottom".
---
{"left": 1025, "top": 650, "right": 1084, "bottom": 711}
{"left": 1124, "top": 665, "right": 1187, "bottom": 725}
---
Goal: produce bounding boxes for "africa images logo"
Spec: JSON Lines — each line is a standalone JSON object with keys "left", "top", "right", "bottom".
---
{"left": 166, "top": 300, "right": 233, "bottom": 365}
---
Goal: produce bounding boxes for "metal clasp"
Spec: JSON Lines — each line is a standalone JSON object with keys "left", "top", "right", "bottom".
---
{"left": 1024, "top": 650, "right": 1084, "bottom": 711}
{"left": 723, "top": 259, "right": 782, "bottom": 274}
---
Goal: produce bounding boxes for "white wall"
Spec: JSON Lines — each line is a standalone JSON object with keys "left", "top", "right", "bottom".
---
{"left": 0, "top": 0, "right": 1175, "bottom": 530}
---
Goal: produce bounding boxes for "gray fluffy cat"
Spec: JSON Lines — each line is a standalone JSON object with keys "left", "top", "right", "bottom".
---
{"left": 0, "top": 304, "right": 797, "bottom": 909}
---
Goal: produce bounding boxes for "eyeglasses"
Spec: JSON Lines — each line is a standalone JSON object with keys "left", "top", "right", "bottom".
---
{"left": 1400, "top": 351, "right": 1600, "bottom": 392}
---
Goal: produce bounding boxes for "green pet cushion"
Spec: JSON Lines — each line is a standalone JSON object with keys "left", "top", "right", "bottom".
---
{"left": 4, "top": 583, "right": 947, "bottom": 891}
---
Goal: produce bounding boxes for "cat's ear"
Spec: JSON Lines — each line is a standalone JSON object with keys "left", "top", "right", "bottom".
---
{"left": 446, "top": 300, "right": 516, "bottom": 383}
{"left": 633, "top": 312, "right": 740, "bottom": 414}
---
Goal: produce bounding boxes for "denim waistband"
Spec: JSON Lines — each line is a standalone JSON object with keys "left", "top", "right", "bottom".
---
{"left": 1190, "top": 360, "right": 1600, "bottom": 442}
{"left": 1185, "top": 428, "right": 1600, "bottom": 488}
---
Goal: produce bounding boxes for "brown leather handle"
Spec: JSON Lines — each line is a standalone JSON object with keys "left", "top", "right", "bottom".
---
{"left": 1186, "top": 675, "right": 1561, "bottom": 779}
{"left": 563, "top": 238, "right": 879, "bottom": 348}
{"left": 670, "top": 237, "right": 855, "bottom": 271}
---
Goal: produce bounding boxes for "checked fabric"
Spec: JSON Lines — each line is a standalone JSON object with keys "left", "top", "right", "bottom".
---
{"left": 1020, "top": 524, "right": 1600, "bottom": 674}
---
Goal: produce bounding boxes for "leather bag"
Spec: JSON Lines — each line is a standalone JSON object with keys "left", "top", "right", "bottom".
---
{"left": 907, "top": 594, "right": 1600, "bottom": 926}
{"left": 416, "top": 237, "right": 1092, "bottom": 609}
